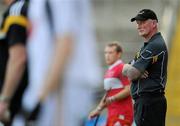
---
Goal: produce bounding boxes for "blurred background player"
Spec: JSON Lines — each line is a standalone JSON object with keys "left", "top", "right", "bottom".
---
{"left": 0, "top": 0, "right": 29, "bottom": 125}
{"left": 22, "top": 0, "right": 102, "bottom": 126}
{"left": 89, "top": 42, "right": 133, "bottom": 126}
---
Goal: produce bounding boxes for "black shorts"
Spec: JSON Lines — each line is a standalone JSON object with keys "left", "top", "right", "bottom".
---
{"left": 134, "top": 95, "right": 167, "bottom": 126}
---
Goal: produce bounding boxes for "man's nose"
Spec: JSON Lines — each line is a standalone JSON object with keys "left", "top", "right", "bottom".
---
{"left": 137, "top": 24, "right": 141, "bottom": 28}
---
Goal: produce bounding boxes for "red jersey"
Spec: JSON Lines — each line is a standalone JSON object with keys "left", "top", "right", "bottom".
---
{"left": 104, "top": 60, "right": 133, "bottom": 126}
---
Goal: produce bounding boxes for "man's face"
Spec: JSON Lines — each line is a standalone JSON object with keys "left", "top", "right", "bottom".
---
{"left": 104, "top": 46, "right": 121, "bottom": 66}
{"left": 136, "top": 19, "right": 155, "bottom": 38}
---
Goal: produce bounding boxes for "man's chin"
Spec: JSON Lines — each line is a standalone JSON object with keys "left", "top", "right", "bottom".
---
{"left": 138, "top": 32, "right": 145, "bottom": 37}
{"left": 106, "top": 61, "right": 111, "bottom": 65}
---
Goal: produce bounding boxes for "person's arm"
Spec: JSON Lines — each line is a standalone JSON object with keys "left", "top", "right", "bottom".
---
{"left": 123, "top": 46, "right": 155, "bottom": 81}
{"left": 122, "top": 64, "right": 141, "bottom": 81}
{"left": 88, "top": 93, "right": 107, "bottom": 119}
{"left": 38, "top": 0, "right": 76, "bottom": 103}
{"left": 0, "top": 12, "right": 28, "bottom": 119}
{"left": 1, "top": 44, "right": 26, "bottom": 100}
{"left": 105, "top": 85, "right": 130, "bottom": 105}
{"left": 0, "top": 44, "right": 26, "bottom": 120}
{"left": 39, "top": 35, "right": 73, "bottom": 102}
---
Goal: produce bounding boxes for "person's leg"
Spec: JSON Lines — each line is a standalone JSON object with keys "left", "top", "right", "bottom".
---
{"left": 146, "top": 96, "right": 167, "bottom": 126}
{"left": 134, "top": 96, "right": 167, "bottom": 126}
{"left": 134, "top": 98, "right": 144, "bottom": 126}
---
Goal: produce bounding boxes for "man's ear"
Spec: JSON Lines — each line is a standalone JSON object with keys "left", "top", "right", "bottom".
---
{"left": 152, "top": 20, "right": 157, "bottom": 28}
{"left": 118, "top": 52, "right": 122, "bottom": 58}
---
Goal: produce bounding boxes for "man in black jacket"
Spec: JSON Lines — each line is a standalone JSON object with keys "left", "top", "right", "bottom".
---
{"left": 123, "top": 9, "right": 168, "bottom": 126}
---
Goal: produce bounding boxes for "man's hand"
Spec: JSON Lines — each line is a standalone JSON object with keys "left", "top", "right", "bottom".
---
{"left": 26, "top": 102, "right": 41, "bottom": 121}
{"left": 88, "top": 98, "right": 107, "bottom": 120}
{"left": 0, "top": 101, "right": 10, "bottom": 122}
{"left": 141, "top": 70, "right": 149, "bottom": 78}
{"left": 89, "top": 91, "right": 110, "bottom": 120}
{"left": 88, "top": 107, "right": 101, "bottom": 120}
{"left": 105, "top": 96, "right": 116, "bottom": 106}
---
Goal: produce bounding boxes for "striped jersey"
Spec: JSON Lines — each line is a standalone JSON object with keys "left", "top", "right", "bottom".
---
{"left": 104, "top": 60, "right": 133, "bottom": 123}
